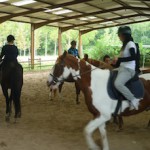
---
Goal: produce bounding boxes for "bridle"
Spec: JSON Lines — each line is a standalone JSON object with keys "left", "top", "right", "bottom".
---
{"left": 49, "top": 59, "right": 98, "bottom": 85}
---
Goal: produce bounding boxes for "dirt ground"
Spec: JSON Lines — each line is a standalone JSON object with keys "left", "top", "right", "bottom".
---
{"left": 0, "top": 70, "right": 149, "bottom": 150}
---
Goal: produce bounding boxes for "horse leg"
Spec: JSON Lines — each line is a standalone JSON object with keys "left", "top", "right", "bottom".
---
{"left": 49, "top": 89, "right": 53, "bottom": 100}
{"left": 99, "top": 123, "right": 109, "bottom": 150}
{"left": 2, "top": 86, "right": 10, "bottom": 121}
{"left": 118, "top": 116, "right": 124, "bottom": 130}
{"left": 84, "top": 116, "right": 110, "bottom": 150}
{"left": 13, "top": 88, "right": 21, "bottom": 118}
{"left": 113, "top": 115, "right": 119, "bottom": 125}
{"left": 58, "top": 82, "right": 64, "bottom": 100}
{"left": 9, "top": 90, "right": 13, "bottom": 116}
{"left": 75, "top": 82, "right": 80, "bottom": 104}
{"left": 148, "top": 119, "right": 150, "bottom": 127}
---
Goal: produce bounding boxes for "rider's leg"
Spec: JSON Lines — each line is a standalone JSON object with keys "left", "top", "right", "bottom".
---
{"left": 114, "top": 66, "right": 140, "bottom": 110}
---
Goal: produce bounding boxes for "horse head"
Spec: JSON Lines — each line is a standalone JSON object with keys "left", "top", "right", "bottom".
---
{"left": 83, "top": 53, "right": 89, "bottom": 61}
{"left": 47, "top": 51, "right": 79, "bottom": 90}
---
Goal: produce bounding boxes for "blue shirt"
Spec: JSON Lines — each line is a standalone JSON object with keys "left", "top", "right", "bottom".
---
{"left": 68, "top": 47, "right": 79, "bottom": 58}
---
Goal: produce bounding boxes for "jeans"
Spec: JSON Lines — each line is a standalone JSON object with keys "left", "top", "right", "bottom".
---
{"left": 114, "top": 66, "right": 136, "bottom": 101}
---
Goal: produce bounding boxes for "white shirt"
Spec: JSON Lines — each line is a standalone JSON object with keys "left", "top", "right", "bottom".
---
{"left": 120, "top": 41, "right": 137, "bottom": 70}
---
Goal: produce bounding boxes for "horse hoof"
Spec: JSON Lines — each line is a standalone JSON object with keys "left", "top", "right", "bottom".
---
{"left": 5, "top": 116, "right": 10, "bottom": 122}
{"left": 89, "top": 146, "right": 100, "bottom": 150}
{"left": 14, "top": 113, "right": 21, "bottom": 119}
{"left": 49, "top": 97, "right": 53, "bottom": 101}
{"left": 116, "top": 128, "right": 123, "bottom": 132}
{"left": 76, "top": 101, "right": 80, "bottom": 105}
{"left": 14, "top": 118, "right": 17, "bottom": 124}
{"left": 17, "top": 113, "right": 21, "bottom": 118}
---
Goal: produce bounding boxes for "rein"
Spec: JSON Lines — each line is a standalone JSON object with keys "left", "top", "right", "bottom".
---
{"left": 71, "top": 67, "right": 98, "bottom": 78}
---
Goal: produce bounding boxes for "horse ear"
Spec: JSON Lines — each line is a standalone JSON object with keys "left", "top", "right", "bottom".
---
{"left": 84, "top": 53, "right": 88, "bottom": 61}
{"left": 62, "top": 51, "right": 68, "bottom": 58}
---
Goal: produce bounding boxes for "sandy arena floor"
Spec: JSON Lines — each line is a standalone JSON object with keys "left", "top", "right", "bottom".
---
{"left": 0, "top": 70, "right": 149, "bottom": 150}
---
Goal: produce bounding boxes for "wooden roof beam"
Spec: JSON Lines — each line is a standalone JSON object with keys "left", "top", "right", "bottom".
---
{"left": 36, "top": 0, "right": 93, "bottom": 9}
{"left": 34, "top": 6, "right": 150, "bottom": 29}
{"left": 61, "top": 14, "right": 150, "bottom": 32}
{"left": 80, "top": 19, "right": 150, "bottom": 35}
{"left": 113, "top": 0, "right": 149, "bottom": 18}
{"left": 140, "top": 0, "right": 150, "bottom": 9}
{"left": 0, "top": 0, "right": 92, "bottom": 24}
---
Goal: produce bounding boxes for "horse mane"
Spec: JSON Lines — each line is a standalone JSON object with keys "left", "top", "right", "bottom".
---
{"left": 83, "top": 54, "right": 113, "bottom": 70}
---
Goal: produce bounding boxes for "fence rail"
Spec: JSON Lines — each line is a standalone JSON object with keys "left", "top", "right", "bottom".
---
{"left": 141, "top": 54, "right": 150, "bottom": 68}
{"left": 19, "top": 54, "right": 150, "bottom": 70}
{"left": 19, "top": 58, "right": 56, "bottom": 70}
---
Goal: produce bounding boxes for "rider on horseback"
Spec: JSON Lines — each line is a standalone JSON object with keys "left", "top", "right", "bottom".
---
{"left": 0, "top": 35, "right": 18, "bottom": 63}
{"left": 114, "top": 26, "right": 140, "bottom": 110}
{"left": 0, "top": 35, "right": 19, "bottom": 82}
{"left": 68, "top": 40, "right": 80, "bottom": 58}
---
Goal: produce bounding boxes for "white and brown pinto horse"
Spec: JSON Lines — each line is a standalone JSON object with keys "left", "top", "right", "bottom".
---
{"left": 48, "top": 54, "right": 112, "bottom": 103}
{"left": 83, "top": 54, "right": 150, "bottom": 129}
{"left": 47, "top": 51, "right": 150, "bottom": 150}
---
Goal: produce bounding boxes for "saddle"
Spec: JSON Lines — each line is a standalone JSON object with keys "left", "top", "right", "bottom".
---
{"left": 107, "top": 70, "right": 144, "bottom": 115}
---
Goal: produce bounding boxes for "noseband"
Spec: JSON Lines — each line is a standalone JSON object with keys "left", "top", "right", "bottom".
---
{"left": 50, "top": 73, "right": 64, "bottom": 84}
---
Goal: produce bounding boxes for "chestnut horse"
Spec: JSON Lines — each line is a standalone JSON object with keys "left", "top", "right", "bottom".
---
{"left": 47, "top": 51, "right": 150, "bottom": 150}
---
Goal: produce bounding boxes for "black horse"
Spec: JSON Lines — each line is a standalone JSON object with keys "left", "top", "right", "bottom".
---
{"left": 0, "top": 61, "right": 23, "bottom": 121}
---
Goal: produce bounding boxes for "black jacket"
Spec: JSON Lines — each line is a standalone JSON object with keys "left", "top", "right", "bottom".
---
{"left": 0, "top": 45, "right": 19, "bottom": 62}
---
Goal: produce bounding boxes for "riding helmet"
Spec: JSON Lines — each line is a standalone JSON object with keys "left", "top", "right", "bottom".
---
{"left": 117, "top": 26, "right": 131, "bottom": 35}
{"left": 7, "top": 35, "right": 15, "bottom": 42}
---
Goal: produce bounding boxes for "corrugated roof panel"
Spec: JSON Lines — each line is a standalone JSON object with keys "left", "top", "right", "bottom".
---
{"left": 0, "top": 0, "right": 149, "bottom": 31}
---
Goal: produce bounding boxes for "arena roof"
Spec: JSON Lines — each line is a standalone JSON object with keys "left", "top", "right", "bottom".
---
{"left": 0, "top": 0, "right": 149, "bottom": 32}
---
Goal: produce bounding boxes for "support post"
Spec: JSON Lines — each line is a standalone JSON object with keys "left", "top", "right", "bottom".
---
{"left": 78, "top": 31, "right": 82, "bottom": 58}
{"left": 58, "top": 28, "right": 62, "bottom": 56}
{"left": 31, "top": 24, "right": 35, "bottom": 69}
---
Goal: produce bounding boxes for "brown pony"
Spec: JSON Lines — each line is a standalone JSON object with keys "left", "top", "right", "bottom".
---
{"left": 49, "top": 74, "right": 80, "bottom": 104}
{"left": 48, "top": 67, "right": 80, "bottom": 104}
{"left": 47, "top": 51, "right": 150, "bottom": 150}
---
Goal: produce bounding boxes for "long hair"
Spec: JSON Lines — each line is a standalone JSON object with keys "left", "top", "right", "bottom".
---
{"left": 121, "top": 34, "right": 134, "bottom": 51}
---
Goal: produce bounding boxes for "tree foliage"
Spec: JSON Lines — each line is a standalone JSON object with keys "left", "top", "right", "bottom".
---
{"left": 0, "top": 21, "right": 149, "bottom": 60}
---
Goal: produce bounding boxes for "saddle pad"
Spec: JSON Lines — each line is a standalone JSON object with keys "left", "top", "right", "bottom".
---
{"left": 107, "top": 70, "right": 144, "bottom": 100}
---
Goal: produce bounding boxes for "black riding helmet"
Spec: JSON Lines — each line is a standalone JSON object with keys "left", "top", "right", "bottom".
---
{"left": 7, "top": 35, "right": 15, "bottom": 42}
{"left": 118, "top": 26, "right": 131, "bottom": 35}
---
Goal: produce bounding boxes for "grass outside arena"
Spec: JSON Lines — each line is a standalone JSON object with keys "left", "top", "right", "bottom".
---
{"left": 0, "top": 70, "right": 149, "bottom": 150}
